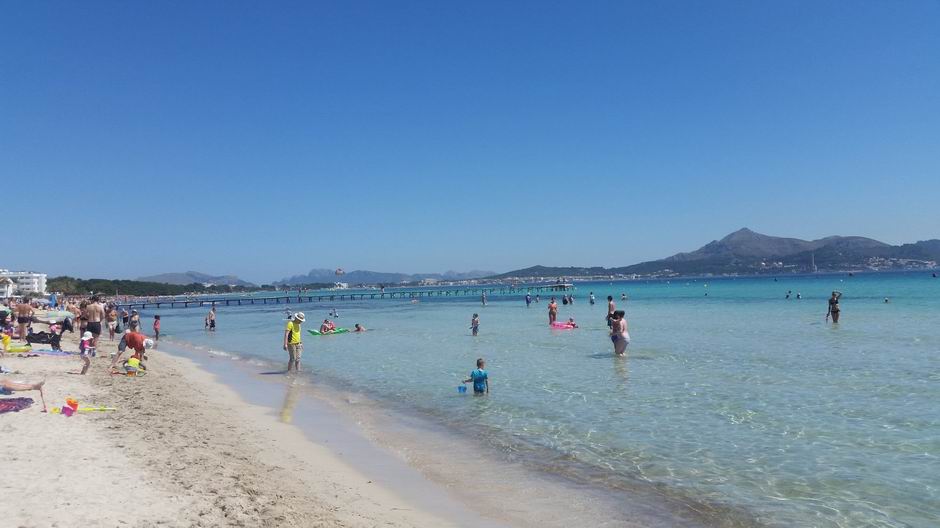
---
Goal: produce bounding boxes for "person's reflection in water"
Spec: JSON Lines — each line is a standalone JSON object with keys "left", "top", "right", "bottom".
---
{"left": 279, "top": 381, "right": 301, "bottom": 424}
{"left": 613, "top": 356, "right": 630, "bottom": 391}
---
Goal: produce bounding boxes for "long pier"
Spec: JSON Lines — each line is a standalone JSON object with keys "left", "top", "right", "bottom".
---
{"left": 116, "top": 284, "right": 573, "bottom": 310}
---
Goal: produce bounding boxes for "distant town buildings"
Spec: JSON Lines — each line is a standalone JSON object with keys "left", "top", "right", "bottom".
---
{"left": 0, "top": 269, "right": 48, "bottom": 295}
{"left": 0, "top": 277, "right": 14, "bottom": 298}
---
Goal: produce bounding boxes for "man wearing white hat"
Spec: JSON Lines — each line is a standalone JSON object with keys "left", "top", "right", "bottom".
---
{"left": 111, "top": 330, "right": 154, "bottom": 369}
{"left": 283, "top": 312, "right": 305, "bottom": 372}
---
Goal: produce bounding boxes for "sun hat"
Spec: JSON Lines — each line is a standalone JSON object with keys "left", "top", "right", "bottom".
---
{"left": 143, "top": 338, "right": 154, "bottom": 349}
{"left": 82, "top": 331, "right": 93, "bottom": 340}
{"left": 294, "top": 312, "right": 306, "bottom": 323}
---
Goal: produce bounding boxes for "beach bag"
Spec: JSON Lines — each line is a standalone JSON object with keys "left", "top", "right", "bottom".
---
{"left": 115, "top": 322, "right": 123, "bottom": 333}
{"left": 26, "top": 331, "right": 54, "bottom": 344}
{"left": 26, "top": 331, "right": 62, "bottom": 351}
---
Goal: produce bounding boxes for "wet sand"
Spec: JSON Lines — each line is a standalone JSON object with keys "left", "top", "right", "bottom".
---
{"left": 0, "top": 326, "right": 464, "bottom": 527}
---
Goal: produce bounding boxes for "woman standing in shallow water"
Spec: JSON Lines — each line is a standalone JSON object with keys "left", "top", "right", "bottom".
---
{"left": 609, "top": 310, "right": 629, "bottom": 356}
{"left": 827, "top": 291, "right": 842, "bottom": 323}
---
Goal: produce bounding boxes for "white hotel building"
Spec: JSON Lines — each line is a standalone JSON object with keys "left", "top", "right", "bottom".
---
{"left": 0, "top": 269, "right": 48, "bottom": 296}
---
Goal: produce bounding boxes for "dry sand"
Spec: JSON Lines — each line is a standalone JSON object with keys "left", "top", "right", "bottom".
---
{"left": 1, "top": 323, "right": 460, "bottom": 527}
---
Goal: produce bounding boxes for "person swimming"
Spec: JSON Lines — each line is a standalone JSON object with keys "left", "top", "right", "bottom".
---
{"left": 354, "top": 323, "right": 366, "bottom": 332}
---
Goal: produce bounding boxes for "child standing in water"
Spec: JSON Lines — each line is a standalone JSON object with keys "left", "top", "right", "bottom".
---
{"left": 153, "top": 315, "right": 161, "bottom": 341}
{"left": 471, "top": 313, "right": 480, "bottom": 336}
{"left": 463, "top": 358, "right": 489, "bottom": 394}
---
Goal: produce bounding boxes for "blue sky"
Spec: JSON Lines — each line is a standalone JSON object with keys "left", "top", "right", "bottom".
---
{"left": 2, "top": 1, "right": 938, "bottom": 283}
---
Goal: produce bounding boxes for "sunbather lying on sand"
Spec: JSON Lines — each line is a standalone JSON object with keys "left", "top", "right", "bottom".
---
{"left": 0, "top": 379, "right": 47, "bottom": 412}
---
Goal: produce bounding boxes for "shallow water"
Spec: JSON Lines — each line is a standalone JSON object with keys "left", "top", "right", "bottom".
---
{"left": 148, "top": 272, "right": 940, "bottom": 527}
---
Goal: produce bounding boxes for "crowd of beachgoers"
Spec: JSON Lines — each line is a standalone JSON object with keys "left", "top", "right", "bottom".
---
{"left": 1, "top": 294, "right": 159, "bottom": 410}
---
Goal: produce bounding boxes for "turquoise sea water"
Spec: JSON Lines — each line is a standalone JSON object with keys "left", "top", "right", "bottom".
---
{"left": 150, "top": 272, "right": 939, "bottom": 527}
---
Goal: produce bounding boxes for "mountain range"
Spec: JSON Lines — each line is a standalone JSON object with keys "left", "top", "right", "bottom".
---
{"left": 494, "top": 228, "right": 940, "bottom": 278}
{"left": 136, "top": 271, "right": 257, "bottom": 287}
{"left": 141, "top": 230, "right": 940, "bottom": 287}
{"left": 276, "top": 268, "right": 497, "bottom": 286}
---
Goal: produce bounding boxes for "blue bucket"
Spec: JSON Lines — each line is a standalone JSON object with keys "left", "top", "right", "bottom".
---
{"left": 457, "top": 385, "right": 467, "bottom": 394}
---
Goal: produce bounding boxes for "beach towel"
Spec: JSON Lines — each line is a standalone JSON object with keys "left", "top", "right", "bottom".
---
{"left": 27, "top": 349, "right": 73, "bottom": 357}
{"left": 0, "top": 397, "right": 33, "bottom": 414}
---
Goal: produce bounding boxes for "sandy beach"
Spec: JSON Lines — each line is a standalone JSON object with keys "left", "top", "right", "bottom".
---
{"left": 1, "top": 324, "right": 461, "bottom": 528}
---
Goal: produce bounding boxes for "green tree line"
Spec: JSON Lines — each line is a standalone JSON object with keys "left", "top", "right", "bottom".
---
{"left": 47, "top": 276, "right": 261, "bottom": 296}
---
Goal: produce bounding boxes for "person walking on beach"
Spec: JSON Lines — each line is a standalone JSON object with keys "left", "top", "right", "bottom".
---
{"left": 85, "top": 296, "right": 105, "bottom": 347}
{"left": 548, "top": 297, "right": 558, "bottom": 324}
{"left": 283, "top": 312, "right": 305, "bottom": 372}
{"left": 107, "top": 306, "right": 118, "bottom": 341}
{"left": 609, "top": 310, "right": 630, "bottom": 357}
{"left": 471, "top": 313, "right": 480, "bottom": 336}
{"left": 77, "top": 300, "right": 88, "bottom": 337}
{"left": 129, "top": 309, "right": 141, "bottom": 332}
{"left": 121, "top": 308, "right": 129, "bottom": 328}
{"left": 462, "top": 358, "right": 489, "bottom": 395}
{"left": 826, "top": 291, "right": 843, "bottom": 323}
{"left": 14, "top": 301, "right": 33, "bottom": 342}
{"left": 606, "top": 295, "right": 616, "bottom": 327}
{"left": 153, "top": 315, "right": 161, "bottom": 341}
{"left": 79, "top": 330, "right": 95, "bottom": 375}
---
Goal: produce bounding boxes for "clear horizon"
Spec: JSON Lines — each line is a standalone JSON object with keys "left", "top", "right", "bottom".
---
{"left": 3, "top": 2, "right": 938, "bottom": 284}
